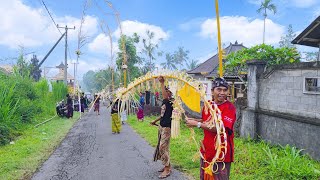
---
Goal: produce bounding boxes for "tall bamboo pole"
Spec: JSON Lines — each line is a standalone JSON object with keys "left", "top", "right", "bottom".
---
{"left": 215, "top": 0, "right": 223, "bottom": 77}
{"left": 105, "top": 1, "right": 127, "bottom": 88}
{"left": 99, "top": 21, "right": 114, "bottom": 93}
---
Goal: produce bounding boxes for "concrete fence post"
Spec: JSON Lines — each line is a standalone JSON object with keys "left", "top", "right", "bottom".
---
{"left": 240, "top": 60, "right": 267, "bottom": 139}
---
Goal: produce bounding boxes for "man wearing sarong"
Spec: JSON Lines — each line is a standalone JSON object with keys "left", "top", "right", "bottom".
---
{"left": 186, "top": 77, "right": 236, "bottom": 180}
{"left": 66, "top": 94, "right": 73, "bottom": 118}
{"left": 137, "top": 92, "right": 145, "bottom": 121}
{"left": 94, "top": 94, "right": 100, "bottom": 115}
{"left": 80, "top": 93, "right": 85, "bottom": 113}
{"left": 150, "top": 76, "right": 174, "bottom": 179}
{"left": 111, "top": 100, "right": 121, "bottom": 134}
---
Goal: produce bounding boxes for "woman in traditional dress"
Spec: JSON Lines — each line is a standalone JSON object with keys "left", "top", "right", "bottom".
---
{"left": 137, "top": 92, "right": 145, "bottom": 121}
{"left": 111, "top": 100, "right": 121, "bottom": 134}
{"left": 120, "top": 102, "right": 127, "bottom": 125}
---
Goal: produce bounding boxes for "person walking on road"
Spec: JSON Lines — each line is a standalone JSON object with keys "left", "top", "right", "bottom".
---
{"left": 94, "top": 94, "right": 101, "bottom": 115}
{"left": 137, "top": 92, "right": 145, "bottom": 121}
{"left": 150, "top": 76, "right": 174, "bottom": 179}
{"left": 111, "top": 100, "right": 121, "bottom": 134}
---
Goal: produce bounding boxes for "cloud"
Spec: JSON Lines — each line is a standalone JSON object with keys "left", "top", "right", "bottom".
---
{"left": 87, "top": 33, "right": 119, "bottom": 58}
{"left": 199, "top": 16, "right": 284, "bottom": 46}
{"left": 114, "top": 20, "right": 169, "bottom": 51}
{"left": 58, "top": 15, "right": 98, "bottom": 42}
{"left": 179, "top": 18, "right": 206, "bottom": 31}
{"left": 88, "top": 20, "right": 170, "bottom": 55}
{"left": 114, "top": 20, "right": 169, "bottom": 41}
{"left": 0, "top": 0, "right": 98, "bottom": 49}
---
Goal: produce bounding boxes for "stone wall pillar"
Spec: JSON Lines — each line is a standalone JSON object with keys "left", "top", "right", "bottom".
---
{"left": 240, "top": 60, "right": 266, "bottom": 139}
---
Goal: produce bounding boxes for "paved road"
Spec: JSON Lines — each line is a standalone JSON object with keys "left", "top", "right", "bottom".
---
{"left": 32, "top": 106, "right": 188, "bottom": 180}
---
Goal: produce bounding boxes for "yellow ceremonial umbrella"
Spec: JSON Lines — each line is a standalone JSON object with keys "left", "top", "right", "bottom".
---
{"left": 178, "top": 84, "right": 201, "bottom": 113}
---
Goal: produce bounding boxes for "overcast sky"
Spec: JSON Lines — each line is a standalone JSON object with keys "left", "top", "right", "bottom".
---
{"left": 0, "top": 0, "right": 319, "bottom": 79}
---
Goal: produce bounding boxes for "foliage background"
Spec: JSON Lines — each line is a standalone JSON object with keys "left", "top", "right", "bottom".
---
{"left": 0, "top": 71, "right": 67, "bottom": 145}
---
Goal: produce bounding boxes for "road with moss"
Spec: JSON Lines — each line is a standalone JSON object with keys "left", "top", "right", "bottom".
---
{"left": 31, "top": 106, "right": 187, "bottom": 180}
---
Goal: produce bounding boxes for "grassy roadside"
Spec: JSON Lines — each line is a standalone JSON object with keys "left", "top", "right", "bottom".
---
{"left": 0, "top": 113, "right": 80, "bottom": 180}
{"left": 127, "top": 115, "right": 320, "bottom": 180}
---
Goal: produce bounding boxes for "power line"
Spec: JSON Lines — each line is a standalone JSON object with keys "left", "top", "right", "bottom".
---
{"left": 40, "top": 0, "right": 74, "bottom": 60}
{"left": 41, "top": 0, "right": 62, "bottom": 35}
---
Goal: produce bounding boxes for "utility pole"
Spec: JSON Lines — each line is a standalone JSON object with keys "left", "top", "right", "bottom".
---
{"left": 57, "top": 25, "right": 75, "bottom": 85}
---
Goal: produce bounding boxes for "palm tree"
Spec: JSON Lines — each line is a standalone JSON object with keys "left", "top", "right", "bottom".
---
{"left": 172, "top": 47, "right": 189, "bottom": 70}
{"left": 186, "top": 59, "right": 199, "bottom": 70}
{"left": 160, "top": 53, "right": 177, "bottom": 70}
{"left": 142, "top": 30, "right": 160, "bottom": 72}
{"left": 257, "top": 0, "right": 277, "bottom": 44}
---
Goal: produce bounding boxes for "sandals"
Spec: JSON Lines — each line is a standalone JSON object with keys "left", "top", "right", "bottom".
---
{"left": 158, "top": 170, "right": 171, "bottom": 179}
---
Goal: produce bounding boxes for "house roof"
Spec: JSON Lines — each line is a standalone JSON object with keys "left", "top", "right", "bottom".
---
{"left": 51, "top": 62, "right": 74, "bottom": 80}
{"left": 292, "top": 16, "right": 320, "bottom": 48}
{"left": 51, "top": 71, "right": 74, "bottom": 81}
{"left": 0, "top": 65, "right": 13, "bottom": 74}
{"left": 56, "top": 62, "right": 65, "bottom": 69}
{"left": 187, "top": 41, "right": 246, "bottom": 78}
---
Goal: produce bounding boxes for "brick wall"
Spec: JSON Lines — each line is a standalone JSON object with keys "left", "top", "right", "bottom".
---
{"left": 259, "top": 69, "right": 320, "bottom": 119}
{"left": 240, "top": 60, "right": 320, "bottom": 160}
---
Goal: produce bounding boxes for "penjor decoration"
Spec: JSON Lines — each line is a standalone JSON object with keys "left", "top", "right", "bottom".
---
{"left": 111, "top": 70, "right": 228, "bottom": 174}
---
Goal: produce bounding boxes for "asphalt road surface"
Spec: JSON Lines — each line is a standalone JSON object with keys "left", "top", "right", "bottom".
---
{"left": 32, "top": 106, "right": 188, "bottom": 180}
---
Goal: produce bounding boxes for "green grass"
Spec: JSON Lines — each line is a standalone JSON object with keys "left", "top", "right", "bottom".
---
{"left": 0, "top": 113, "right": 80, "bottom": 180}
{"left": 127, "top": 115, "right": 320, "bottom": 180}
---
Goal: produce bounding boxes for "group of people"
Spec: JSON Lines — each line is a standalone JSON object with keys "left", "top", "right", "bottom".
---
{"left": 107, "top": 76, "right": 236, "bottom": 179}
{"left": 149, "top": 76, "right": 236, "bottom": 179}
{"left": 63, "top": 93, "right": 100, "bottom": 118}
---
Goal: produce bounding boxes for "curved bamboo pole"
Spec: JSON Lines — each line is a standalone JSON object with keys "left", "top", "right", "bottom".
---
{"left": 112, "top": 70, "right": 227, "bottom": 173}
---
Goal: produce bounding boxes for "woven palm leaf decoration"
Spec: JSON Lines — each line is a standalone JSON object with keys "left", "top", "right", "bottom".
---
{"left": 111, "top": 70, "right": 227, "bottom": 174}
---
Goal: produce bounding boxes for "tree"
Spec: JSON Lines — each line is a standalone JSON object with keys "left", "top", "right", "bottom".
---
{"left": 279, "top": 24, "right": 296, "bottom": 48}
{"left": 304, "top": 52, "right": 319, "bottom": 62}
{"left": 82, "top": 70, "right": 97, "bottom": 92}
{"left": 142, "top": 30, "right": 162, "bottom": 72}
{"left": 257, "top": 0, "right": 277, "bottom": 44}
{"left": 172, "top": 46, "right": 190, "bottom": 70}
{"left": 14, "top": 48, "right": 31, "bottom": 78}
{"left": 225, "top": 44, "right": 300, "bottom": 76}
{"left": 160, "top": 53, "right": 177, "bottom": 70}
{"left": 30, "top": 55, "right": 42, "bottom": 81}
{"left": 116, "top": 33, "right": 142, "bottom": 83}
{"left": 186, "top": 59, "right": 199, "bottom": 70}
